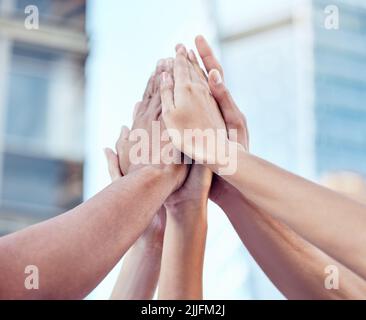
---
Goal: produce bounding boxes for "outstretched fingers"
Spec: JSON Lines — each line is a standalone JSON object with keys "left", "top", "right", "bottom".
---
{"left": 174, "top": 46, "right": 190, "bottom": 85}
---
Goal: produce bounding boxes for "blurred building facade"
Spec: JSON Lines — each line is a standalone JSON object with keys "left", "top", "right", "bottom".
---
{"left": 0, "top": 0, "right": 87, "bottom": 235}
{"left": 213, "top": 0, "right": 366, "bottom": 298}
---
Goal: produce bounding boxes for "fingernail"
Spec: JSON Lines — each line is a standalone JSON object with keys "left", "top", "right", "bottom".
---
{"left": 212, "top": 69, "right": 222, "bottom": 85}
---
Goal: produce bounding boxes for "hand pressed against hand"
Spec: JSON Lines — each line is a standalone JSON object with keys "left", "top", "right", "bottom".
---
{"left": 160, "top": 46, "right": 227, "bottom": 166}
{"left": 164, "top": 46, "right": 213, "bottom": 211}
{"left": 194, "top": 35, "right": 249, "bottom": 203}
{"left": 115, "top": 59, "right": 188, "bottom": 192}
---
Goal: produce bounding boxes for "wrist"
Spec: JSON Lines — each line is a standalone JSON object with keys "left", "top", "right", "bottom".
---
{"left": 165, "top": 198, "right": 207, "bottom": 214}
{"left": 133, "top": 233, "right": 164, "bottom": 252}
{"left": 165, "top": 200, "right": 208, "bottom": 229}
{"left": 208, "top": 140, "right": 244, "bottom": 176}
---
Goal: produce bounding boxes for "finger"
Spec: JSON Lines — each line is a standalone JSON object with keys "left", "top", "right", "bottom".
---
{"left": 120, "top": 125, "right": 130, "bottom": 140}
{"left": 175, "top": 43, "right": 184, "bottom": 52}
{"left": 104, "top": 148, "right": 123, "bottom": 181}
{"left": 143, "top": 74, "right": 155, "bottom": 100}
{"left": 195, "top": 35, "right": 224, "bottom": 79}
{"left": 160, "top": 72, "right": 175, "bottom": 116}
{"left": 154, "top": 58, "right": 173, "bottom": 93}
{"left": 187, "top": 58, "right": 201, "bottom": 83}
{"left": 166, "top": 58, "right": 174, "bottom": 75}
{"left": 208, "top": 69, "right": 248, "bottom": 147}
{"left": 133, "top": 102, "right": 142, "bottom": 120}
{"left": 188, "top": 49, "right": 207, "bottom": 79}
{"left": 174, "top": 46, "right": 190, "bottom": 84}
{"left": 188, "top": 49, "right": 209, "bottom": 88}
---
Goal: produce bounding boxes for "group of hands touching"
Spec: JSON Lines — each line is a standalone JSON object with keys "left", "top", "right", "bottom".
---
{"left": 104, "top": 36, "right": 246, "bottom": 299}
{"left": 1, "top": 35, "right": 366, "bottom": 300}
{"left": 102, "top": 35, "right": 366, "bottom": 300}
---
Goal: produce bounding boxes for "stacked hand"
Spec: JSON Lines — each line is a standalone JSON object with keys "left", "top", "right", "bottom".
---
{"left": 105, "top": 35, "right": 250, "bottom": 246}
{"left": 105, "top": 35, "right": 250, "bottom": 300}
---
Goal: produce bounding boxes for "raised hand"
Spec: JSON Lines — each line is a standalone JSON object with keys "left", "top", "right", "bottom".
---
{"left": 160, "top": 46, "right": 228, "bottom": 168}
{"left": 193, "top": 35, "right": 249, "bottom": 203}
{"left": 115, "top": 59, "right": 188, "bottom": 192}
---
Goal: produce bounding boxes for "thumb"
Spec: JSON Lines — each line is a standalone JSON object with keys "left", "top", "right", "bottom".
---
{"left": 104, "top": 148, "right": 123, "bottom": 181}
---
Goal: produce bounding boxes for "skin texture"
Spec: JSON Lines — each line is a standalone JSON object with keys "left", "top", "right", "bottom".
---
{"left": 0, "top": 165, "right": 181, "bottom": 299}
{"left": 193, "top": 37, "right": 366, "bottom": 299}
{"left": 160, "top": 35, "right": 366, "bottom": 295}
{"left": 0, "top": 61, "right": 188, "bottom": 300}
{"left": 158, "top": 53, "right": 211, "bottom": 300}
{"left": 105, "top": 148, "right": 165, "bottom": 300}
{"left": 109, "top": 62, "right": 172, "bottom": 299}
{"left": 111, "top": 59, "right": 210, "bottom": 300}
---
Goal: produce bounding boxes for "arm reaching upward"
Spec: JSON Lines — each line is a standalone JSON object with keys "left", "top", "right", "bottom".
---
{"left": 105, "top": 148, "right": 165, "bottom": 300}
{"left": 0, "top": 162, "right": 183, "bottom": 299}
{"left": 0, "top": 67, "right": 187, "bottom": 300}
{"left": 162, "top": 38, "right": 364, "bottom": 298}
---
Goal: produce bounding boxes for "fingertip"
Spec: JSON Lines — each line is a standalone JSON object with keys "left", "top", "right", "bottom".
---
{"left": 175, "top": 43, "right": 184, "bottom": 52}
{"left": 104, "top": 147, "right": 117, "bottom": 161}
{"left": 195, "top": 34, "right": 205, "bottom": 45}
{"left": 121, "top": 125, "right": 130, "bottom": 140}
{"left": 176, "top": 45, "right": 187, "bottom": 57}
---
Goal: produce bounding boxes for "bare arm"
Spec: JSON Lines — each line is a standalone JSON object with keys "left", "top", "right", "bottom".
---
{"left": 216, "top": 187, "right": 366, "bottom": 299}
{"left": 110, "top": 221, "right": 164, "bottom": 300}
{"left": 224, "top": 149, "right": 366, "bottom": 281}
{"left": 0, "top": 165, "right": 180, "bottom": 299}
{"left": 159, "top": 161, "right": 211, "bottom": 300}
{"left": 160, "top": 37, "right": 366, "bottom": 294}
{"left": 193, "top": 35, "right": 366, "bottom": 299}
{"left": 104, "top": 149, "right": 165, "bottom": 300}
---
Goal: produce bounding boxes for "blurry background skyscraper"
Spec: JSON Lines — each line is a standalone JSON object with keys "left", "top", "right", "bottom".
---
{"left": 0, "top": 0, "right": 87, "bottom": 235}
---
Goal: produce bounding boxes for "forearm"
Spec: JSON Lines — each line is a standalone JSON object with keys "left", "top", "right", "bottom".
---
{"left": 216, "top": 189, "right": 366, "bottom": 299}
{"left": 218, "top": 144, "right": 366, "bottom": 280}
{"left": 110, "top": 207, "right": 165, "bottom": 300}
{"left": 0, "top": 167, "right": 176, "bottom": 299}
{"left": 159, "top": 202, "right": 207, "bottom": 300}
{"left": 110, "top": 238, "right": 163, "bottom": 300}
